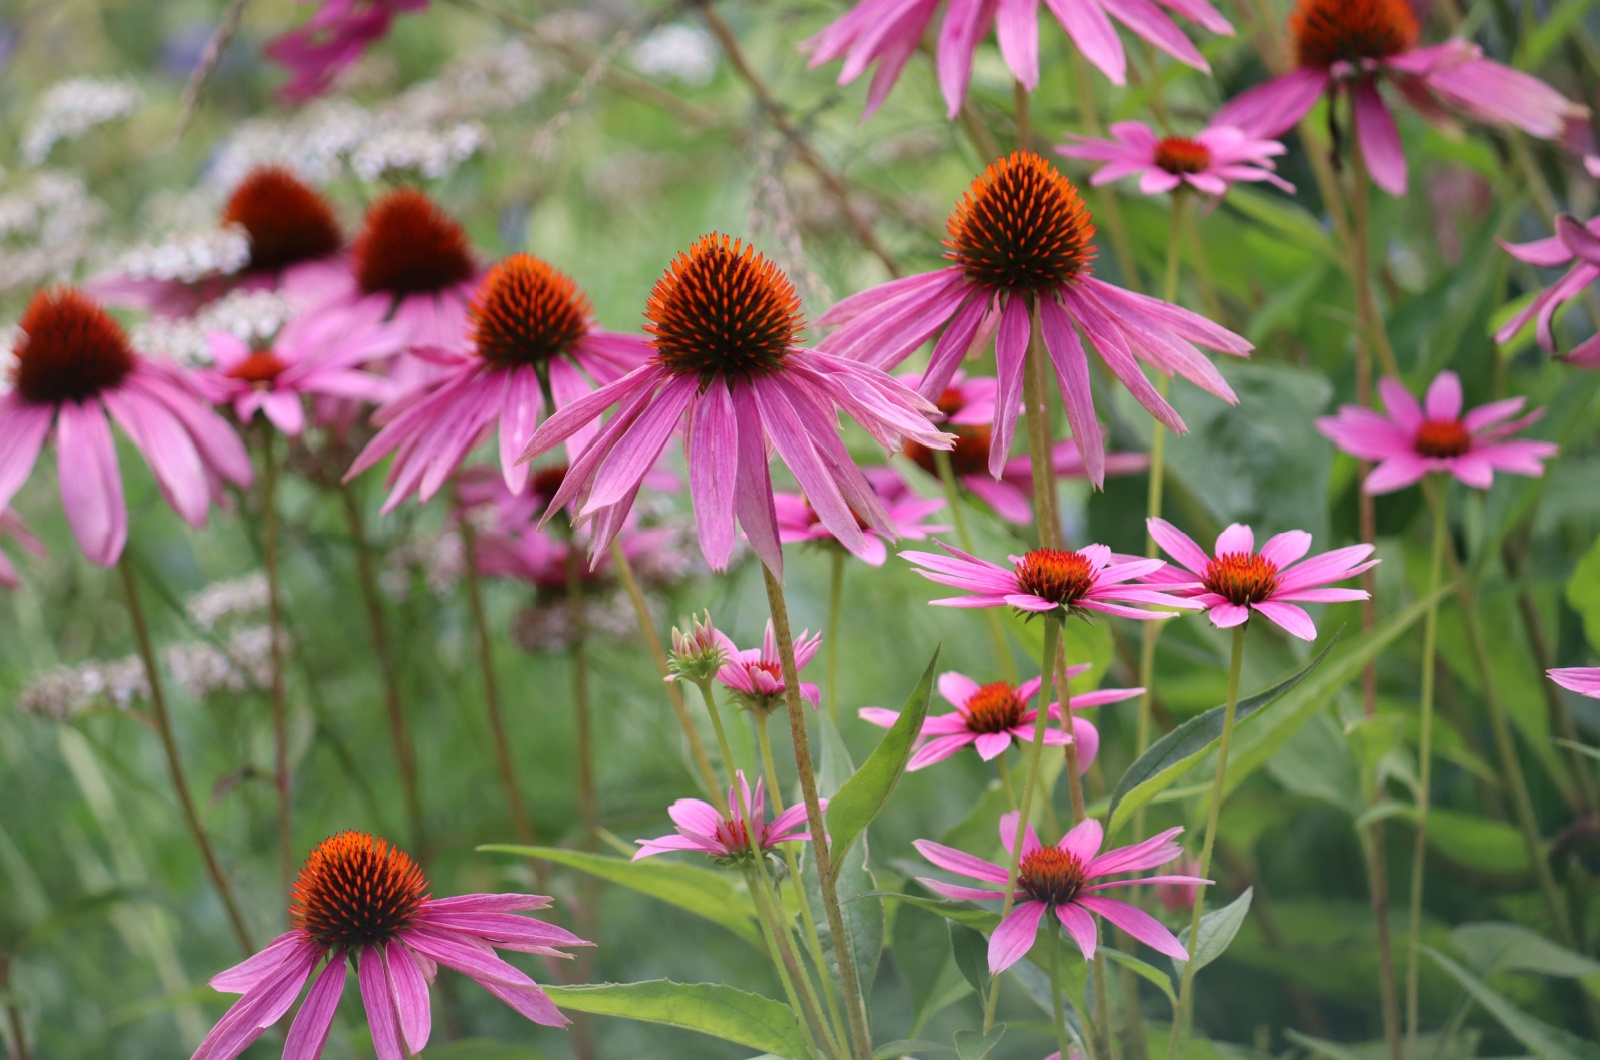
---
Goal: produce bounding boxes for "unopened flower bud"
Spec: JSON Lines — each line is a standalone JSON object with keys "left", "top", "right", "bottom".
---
{"left": 666, "top": 610, "right": 727, "bottom": 683}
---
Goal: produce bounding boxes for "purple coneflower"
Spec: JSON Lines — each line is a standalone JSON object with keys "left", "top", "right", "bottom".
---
{"left": 266, "top": 0, "right": 429, "bottom": 101}
{"left": 716, "top": 620, "right": 823, "bottom": 712}
{"left": 816, "top": 151, "right": 1250, "bottom": 484}
{"left": 1496, "top": 213, "right": 1600, "bottom": 366}
{"left": 633, "top": 772, "right": 823, "bottom": 863}
{"left": 1316, "top": 371, "right": 1558, "bottom": 492}
{"left": 191, "top": 831, "right": 588, "bottom": 1060}
{"left": 903, "top": 541, "right": 1201, "bottom": 620}
{"left": 1145, "top": 519, "right": 1376, "bottom": 641}
{"left": 915, "top": 813, "right": 1208, "bottom": 972}
{"left": 1059, "top": 120, "right": 1293, "bottom": 196}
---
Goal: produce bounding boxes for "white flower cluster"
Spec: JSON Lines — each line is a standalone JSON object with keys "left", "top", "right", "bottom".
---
{"left": 167, "top": 626, "right": 278, "bottom": 700}
{"left": 630, "top": 24, "right": 717, "bottom": 86}
{"left": 383, "top": 528, "right": 466, "bottom": 600}
{"left": 133, "top": 290, "right": 299, "bottom": 368}
{"left": 18, "top": 657, "right": 148, "bottom": 720}
{"left": 111, "top": 224, "right": 250, "bottom": 283}
{"left": 186, "top": 572, "right": 272, "bottom": 630}
{"left": 207, "top": 100, "right": 372, "bottom": 190}
{"left": 0, "top": 170, "right": 107, "bottom": 296}
{"left": 349, "top": 122, "right": 489, "bottom": 182}
{"left": 390, "top": 40, "right": 547, "bottom": 123}
{"left": 21, "top": 78, "right": 142, "bottom": 166}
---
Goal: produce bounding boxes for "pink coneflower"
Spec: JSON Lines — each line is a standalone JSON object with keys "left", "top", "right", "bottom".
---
{"left": 1145, "top": 519, "right": 1376, "bottom": 641}
{"left": 776, "top": 466, "right": 947, "bottom": 566}
{"left": 1316, "top": 371, "right": 1558, "bottom": 493}
{"left": 347, "top": 253, "right": 649, "bottom": 511}
{"left": 0, "top": 289, "right": 252, "bottom": 566}
{"left": 802, "top": 0, "right": 1232, "bottom": 120}
{"left": 633, "top": 772, "right": 824, "bottom": 863}
{"left": 915, "top": 814, "right": 1208, "bottom": 972}
{"left": 0, "top": 510, "right": 45, "bottom": 588}
{"left": 1058, "top": 120, "right": 1293, "bottom": 196}
{"left": 903, "top": 541, "right": 1201, "bottom": 620}
{"left": 1496, "top": 214, "right": 1600, "bottom": 366}
{"left": 1549, "top": 667, "right": 1600, "bottom": 699}
{"left": 860, "top": 668, "right": 1140, "bottom": 771}
{"left": 717, "top": 620, "right": 823, "bottom": 712}
{"left": 190, "top": 299, "right": 405, "bottom": 435}
{"left": 816, "top": 152, "right": 1250, "bottom": 485}
{"left": 473, "top": 520, "right": 677, "bottom": 595}
{"left": 1156, "top": 855, "right": 1204, "bottom": 912}
{"left": 266, "top": 0, "right": 429, "bottom": 101}
{"left": 191, "top": 830, "right": 589, "bottom": 1060}
{"left": 91, "top": 167, "right": 349, "bottom": 318}
{"left": 1214, "top": 0, "right": 1577, "bottom": 195}
{"left": 518, "top": 234, "right": 953, "bottom": 574}
{"left": 900, "top": 372, "right": 1148, "bottom": 523}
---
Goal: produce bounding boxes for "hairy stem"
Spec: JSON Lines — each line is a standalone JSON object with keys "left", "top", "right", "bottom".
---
{"left": 826, "top": 549, "right": 845, "bottom": 725}
{"left": 258, "top": 428, "right": 292, "bottom": 899}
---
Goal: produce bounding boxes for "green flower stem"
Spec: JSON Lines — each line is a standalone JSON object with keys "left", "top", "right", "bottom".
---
{"left": 743, "top": 862, "right": 832, "bottom": 1060}
{"left": 257, "top": 426, "right": 292, "bottom": 899}
{"left": 932, "top": 448, "right": 1016, "bottom": 681}
{"left": 995, "top": 753, "right": 1019, "bottom": 810}
{"left": 1404, "top": 476, "right": 1449, "bottom": 1060}
{"left": 1167, "top": 623, "right": 1246, "bottom": 1060}
{"left": 1046, "top": 919, "right": 1072, "bottom": 1060}
{"left": 983, "top": 613, "right": 1062, "bottom": 1034}
{"left": 564, "top": 545, "right": 599, "bottom": 849}
{"left": 1024, "top": 301, "right": 1062, "bottom": 548}
{"left": 691, "top": 679, "right": 736, "bottom": 811}
{"left": 826, "top": 548, "right": 845, "bottom": 724}
{"left": 761, "top": 564, "right": 874, "bottom": 1059}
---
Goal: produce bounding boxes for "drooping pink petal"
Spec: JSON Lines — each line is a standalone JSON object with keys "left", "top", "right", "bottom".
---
{"left": 914, "top": 838, "right": 1011, "bottom": 882}
{"left": 988, "top": 900, "right": 1048, "bottom": 972}
{"left": 1077, "top": 895, "right": 1189, "bottom": 959}
{"left": 1057, "top": 901, "right": 1099, "bottom": 959}
{"left": 282, "top": 954, "right": 347, "bottom": 1060}
{"left": 1352, "top": 78, "right": 1407, "bottom": 195}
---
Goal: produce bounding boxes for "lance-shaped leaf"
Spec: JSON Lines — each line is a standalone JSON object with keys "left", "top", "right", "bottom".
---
{"left": 542, "top": 980, "right": 812, "bottom": 1060}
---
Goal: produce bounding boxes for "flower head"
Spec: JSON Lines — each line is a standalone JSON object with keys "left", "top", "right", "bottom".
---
{"left": 1496, "top": 213, "right": 1600, "bottom": 365}
{"left": 518, "top": 234, "right": 953, "bottom": 574}
{"left": 776, "top": 466, "right": 948, "bottom": 566}
{"left": 903, "top": 541, "right": 1200, "bottom": 621}
{"left": 191, "top": 830, "right": 589, "bottom": 1060}
{"left": 818, "top": 152, "right": 1249, "bottom": 486}
{"left": 0, "top": 288, "right": 252, "bottom": 565}
{"left": 633, "top": 771, "right": 823, "bottom": 865}
{"left": 716, "top": 620, "right": 823, "bottom": 713}
{"left": 265, "top": 0, "right": 430, "bottom": 101}
{"left": 915, "top": 815, "right": 1209, "bottom": 972}
{"left": 860, "top": 668, "right": 1140, "bottom": 771}
{"left": 1549, "top": 667, "right": 1600, "bottom": 700}
{"left": 1216, "top": 0, "right": 1579, "bottom": 195}
{"left": 1317, "top": 371, "right": 1558, "bottom": 493}
{"left": 1146, "top": 519, "right": 1375, "bottom": 641}
{"left": 668, "top": 611, "right": 730, "bottom": 683}
{"left": 803, "top": 0, "right": 1232, "bottom": 120}
{"left": 1059, "top": 120, "right": 1292, "bottom": 197}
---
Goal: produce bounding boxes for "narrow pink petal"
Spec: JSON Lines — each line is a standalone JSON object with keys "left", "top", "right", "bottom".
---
{"left": 1353, "top": 78, "right": 1407, "bottom": 195}
{"left": 1078, "top": 896, "right": 1188, "bottom": 959}
{"left": 1147, "top": 518, "right": 1209, "bottom": 574}
{"left": 1087, "top": 826, "right": 1183, "bottom": 876}
{"left": 1044, "top": 0, "right": 1126, "bottom": 83}
{"left": 918, "top": 878, "right": 1012, "bottom": 902}
{"left": 1377, "top": 377, "right": 1423, "bottom": 430}
{"left": 939, "top": 670, "right": 983, "bottom": 708}
{"left": 988, "top": 900, "right": 1047, "bottom": 973}
{"left": 1207, "top": 602, "right": 1250, "bottom": 628}
{"left": 1424, "top": 371, "right": 1463, "bottom": 421}
{"left": 974, "top": 731, "right": 1015, "bottom": 760}
{"left": 689, "top": 382, "right": 738, "bottom": 570}
{"left": 359, "top": 947, "right": 404, "bottom": 1060}
{"left": 398, "top": 927, "right": 536, "bottom": 988}
{"left": 476, "top": 978, "right": 571, "bottom": 1027}
{"left": 999, "top": 810, "right": 1042, "bottom": 858}
{"left": 1040, "top": 294, "right": 1105, "bottom": 485}
{"left": 1214, "top": 68, "right": 1327, "bottom": 138}
{"left": 283, "top": 954, "right": 347, "bottom": 1060}
{"left": 859, "top": 707, "right": 901, "bottom": 728}
{"left": 1252, "top": 600, "right": 1317, "bottom": 641}
{"left": 423, "top": 894, "right": 554, "bottom": 915}
{"left": 1213, "top": 523, "right": 1253, "bottom": 556}
{"left": 914, "top": 838, "right": 1010, "bottom": 882}
{"left": 497, "top": 367, "right": 542, "bottom": 493}
{"left": 1258, "top": 530, "right": 1311, "bottom": 568}
{"left": 210, "top": 933, "right": 305, "bottom": 993}
{"left": 1057, "top": 902, "right": 1099, "bottom": 959}
{"left": 1363, "top": 454, "right": 1429, "bottom": 494}
{"left": 997, "top": 0, "right": 1041, "bottom": 89}
{"left": 732, "top": 383, "right": 784, "bottom": 575}
{"left": 57, "top": 400, "right": 127, "bottom": 567}
{"left": 936, "top": 0, "right": 989, "bottom": 117}
{"left": 990, "top": 294, "right": 1032, "bottom": 478}
{"left": 1061, "top": 816, "right": 1104, "bottom": 863}
{"left": 908, "top": 733, "right": 978, "bottom": 769}
{"left": 387, "top": 942, "right": 431, "bottom": 1054}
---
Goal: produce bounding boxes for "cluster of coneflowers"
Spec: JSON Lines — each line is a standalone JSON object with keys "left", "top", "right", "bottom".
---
{"left": 1, "top": 0, "right": 1595, "bottom": 1057}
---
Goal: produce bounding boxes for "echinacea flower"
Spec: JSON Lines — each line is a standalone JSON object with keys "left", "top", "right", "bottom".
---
{"left": 776, "top": 466, "right": 948, "bottom": 566}
{"left": 1058, "top": 120, "right": 1293, "bottom": 196}
{"left": 1549, "top": 667, "right": 1600, "bottom": 699}
{"left": 717, "top": 620, "right": 823, "bottom": 712}
{"left": 191, "top": 830, "right": 589, "bottom": 1060}
{"left": 190, "top": 298, "right": 405, "bottom": 435}
{"left": 1316, "top": 371, "right": 1558, "bottom": 493}
{"left": 518, "top": 234, "right": 954, "bottom": 574}
{"left": 816, "top": 152, "right": 1250, "bottom": 485}
{"left": 633, "top": 771, "right": 823, "bottom": 863}
{"left": 1496, "top": 213, "right": 1600, "bottom": 366}
{"left": 0, "top": 510, "right": 45, "bottom": 588}
{"left": 1215, "top": 0, "right": 1578, "bottom": 195}
{"left": 903, "top": 541, "right": 1201, "bottom": 620}
{"left": 0, "top": 289, "right": 252, "bottom": 565}
{"left": 915, "top": 813, "right": 1208, "bottom": 972}
{"left": 265, "top": 0, "right": 428, "bottom": 101}
{"left": 667, "top": 611, "right": 730, "bottom": 683}
{"left": 803, "top": 0, "right": 1232, "bottom": 120}
{"left": 900, "top": 371, "right": 1147, "bottom": 523}
{"left": 91, "top": 166, "right": 349, "bottom": 318}
{"left": 1145, "top": 520, "right": 1375, "bottom": 641}
{"left": 347, "top": 252, "right": 650, "bottom": 511}
{"left": 860, "top": 668, "right": 1140, "bottom": 771}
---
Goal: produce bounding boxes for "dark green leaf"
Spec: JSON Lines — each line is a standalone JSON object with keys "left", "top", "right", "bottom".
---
{"left": 1173, "top": 887, "right": 1253, "bottom": 976}
{"left": 1451, "top": 922, "right": 1600, "bottom": 978}
{"left": 874, "top": 1040, "right": 956, "bottom": 1058}
{"left": 1101, "top": 948, "right": 1177, "bottom": 1008}
{"left": 802, "top": 835, "right": 884, "bottom": 1000}
{"left": 891, "top": 893, "right": 955, "bottom": 1030}
{"left": 954, "top": 1025, "right": 1007, "bottom": 1060}
{"left": 542, "top": 980, "right": 811, "bottom": 1060}
{"left": 949, "top": 921, "right": 990, "bottom": 998}
{"left": 1426, "top": 949, "right": 1600, "bottom": 1060}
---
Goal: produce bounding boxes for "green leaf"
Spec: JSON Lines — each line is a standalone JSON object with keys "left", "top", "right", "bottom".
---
{"left": 891, "top": 897, "right": 957, "bottom": 1032}
{"left": 853, "top": 891, "right": 1001, "bottom": 933}
{"left": 542, "top": 980, "right": 812, "bottom": 1060}
{"left": 1173, "top": 888, "right": 1253, "bottom": 977}
{"left": 1426, "top": 949, "right": 1600, "bottom": 1060}
{"left": 949, "top": 921, "right": 991, "bottom": 998}
{"left": 825, "top": 649, "right": 939, "bottom": 861}
{"left": 1451, "top": 922, "right": 1600, "bottom": 978}
{"left": 1108, "top": 638, "right": 1339, "bottom": 836}
{"left": 875, "top": 1040, "right": 956, "bottom": 1058}
{"left": 1556, "top": 738, "right": 1600, "bottom": 763}
{"left": 1283, "top": 1029, "right": 1367, "bottom": 1060}
{"left": 480, "top": 846, "right": 760, "bottom": 948}
{"left": 802, "top": 836, "right": 884, "bottom": 1000}
{"left": 1265, "top": 712, "right": 1361, "bottom": 816}
{"left": 1565, "top": 536, "right": 1600, "bottom": 654}
{"left": 954, "top": 1025, "right": 1007, "bottom": 1060}
{"left": 1519, "top": 0, "right": 1599, "bottom": 68}
{"left": 1101, "top": 948, "right": 1177, "bottom": 1009}
{"left": 1423, "top": 809, "right": 1531, "bottom": 875}
{"left": 1225, "top": 187, "right": 1336, "bottom": 257}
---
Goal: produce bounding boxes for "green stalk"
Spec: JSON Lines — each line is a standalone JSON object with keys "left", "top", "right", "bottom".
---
{"left": 1047, "top": 920, "right": 1072, "bottom": 1060}
{"left": 932, "top": 449, "right": 1016, "bottom": 680}
{"left": 995, "top": 753, "right": 1019, "bottom": 809}
{"left": 257, "top": 426, "right": 292, "bottom": 899}
{"left": 565, "top": 545, "right": 599, "bottom": 849}
{"left": 1404, "top": 476, "right": 1449, "bottom": 1060}
{"left": 1167, "top": 624, "right": 1247, "bottom": 1059}
{"left": 691, "top": 679, "right": 736, "bottom": 807}
{"left": 826, "top": 549, "right": 845, "bottom": 724}
{"left": 744, "top": 862, "right": 831, "bottom": 1060}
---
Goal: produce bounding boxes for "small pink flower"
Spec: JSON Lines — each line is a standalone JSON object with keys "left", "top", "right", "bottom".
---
{"left": 1549, "top": 667, "right": 1600, "bottom": 699}
{"left": 1216, "top": 0, "right": 1578, "bottom": 195}
{"left": 265, "top": 0, "right": 429, "bottom": 101}
{"left": 1156, "top": 855, "right": 1204, "bottom": 912}
{"left": 190, "top": 300, "right": 405, "bottom": 435}
{"left": 915, "top": 813, "right": 1209, "bottom": 972}
{"left": 902, "top": 541, "right": 1202, "bottom": 620}
{"left": 1145, "top": 519, "right": 1376, "bottom": 641}
{"left": 1059, "top": 120, "right": 1292, "bottom": 197}
{"left": 633, "top": 772, "right": 824, "bottom": 862}
{"left": 775, "top": 467, "right": 948, "bottom": 566}
{"left": 802, "top": 0, "right": 1232, "bottom": 120}
{"left": 0, "top": 289, "right": 253, "bottom": 566}
{"left": 860, "top": 668, "right": 1140, "bottom": 771}
{"left": 1316, "top": 371, "right": 1558, "bottom": 493}
{"left": 191, "top": 831, "right": 589, "bottom": 1060}
{"left": 716, "top": 620, "right": 823, "bottom": 712}
{"left": 1496, "top": 213, "right": 1600, "bottom": 366}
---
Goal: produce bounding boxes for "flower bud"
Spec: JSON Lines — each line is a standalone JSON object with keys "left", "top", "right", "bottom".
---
{"left": 666, "top": 610, "right": 728, "bottom": 683}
